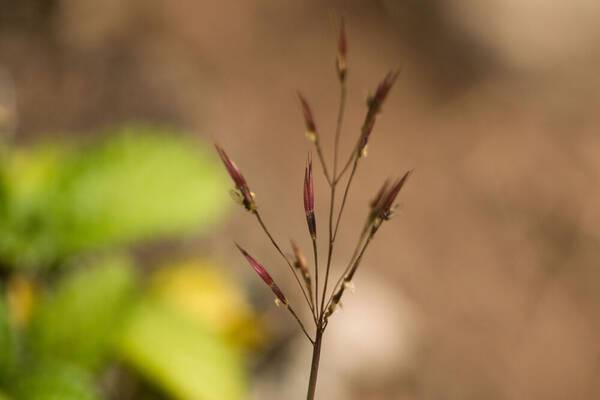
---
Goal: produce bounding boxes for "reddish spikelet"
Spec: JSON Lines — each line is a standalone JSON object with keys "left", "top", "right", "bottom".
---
{"left": 357, "top": 70, "right": 400, "bottom": 157}
{"left": 215, "top": 143, "right": 256, "bottom": 211}
{"left": 215, "top": 143, "right": 246, "bottom": 187}
{"left": 379, "top": 170, "right": 411, "bottom": 219}
{"left": 370, "top": 70, "right": 399, "bottom": 114}
{"left": 304, "top": 154, "right": 317, "bottom": 238}
{"left": 236, "top": 243, "right": 288, "bottom": 305}
{"left": 297, "top": 92, "right": 317, "bottom": 142}
{"left": 291, "top": 239, "right": 312, "bottom": 292}
{"left": 370, "top": 179, "right": 390, "bottom": 211}
{"left": 303, "top": 154, "right": 314, "bottom": 213}
{"left": 291, "top": 240, "right": 308, "bottom": 274}
{"left": 336, "top": 17, "right": 347, "bottom": 81}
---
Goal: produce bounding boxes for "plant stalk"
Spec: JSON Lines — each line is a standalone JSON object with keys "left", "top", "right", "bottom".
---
{"left": 306, "top": 326, "right": 323, "bottom": 400}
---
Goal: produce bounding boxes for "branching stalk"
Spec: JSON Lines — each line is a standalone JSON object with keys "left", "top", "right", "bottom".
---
{"left": 254, "top": 211, "right": 316, "bottom": 317}
{"left": 217, "top": 20, "right": 407, "bottom": 400}
{"left": 319, "top": 83, "right": 347, "bottom": 317}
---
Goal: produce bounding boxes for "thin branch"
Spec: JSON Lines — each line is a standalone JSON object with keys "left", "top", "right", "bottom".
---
{"left": 334, "top": 145, "right": 357, "bottom": 184}
{"left": 333, "top": 84, "right": 347, "bottom": 183}
{"left": 287, "top": 305, "right": 315, "bottom": 344}
{"left": 321, "top": 240, "right": 334, "bottom": 319}
{"left": 332, "top": 159, "right": 358, "bottom": 240}
{"left": 320, "top": 182, "right": 336, "bottom": 319}
{"left": 324, "top": 224, "right": 377, "bottom": 315}
{"left": 311, "top": 238, "right": 320, "bottom": 321}
{"left": 315, "top": 143, "right": 332, "bottom": 186}
{"left": 326, "top": 224, "right": 369, "bottom": 308}
{"left": 319, "top": 83, "right": 347, "bottom": 318}
{"left": 254, "top": 211, "right": 316, "bottom": 316}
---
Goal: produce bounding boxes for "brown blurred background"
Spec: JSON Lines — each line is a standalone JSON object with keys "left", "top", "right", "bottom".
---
{"left": 2, "top": 0, "right": 600, "bottom": 399}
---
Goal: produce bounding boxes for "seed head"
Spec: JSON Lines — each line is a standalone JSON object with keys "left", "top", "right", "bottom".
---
{"left": 215, "top": 143, "right": 256, "bottom": 211}
{"left": 368, "top": 70, "right": 399, "bottom": 115}
{"left": 297, "top": 92, "right": 317, "bottom": 143}
{"left": 358, "top": 70, "right": 400, "bottom": 158}
{"left": 370, "top": 170, "right": 411, "bottom": 227}
{"left": 303, "top": 154, "right": 317, "bottom": 239}
{"left": 236, "top": 243, "right": 288, "bottom": 306}
{"left": 370, "top": 179, "right": 390, "bottom": 211}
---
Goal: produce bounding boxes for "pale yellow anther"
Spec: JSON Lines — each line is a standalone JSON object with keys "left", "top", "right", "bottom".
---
{"left": 274, "top": 298, "right": 281, "bottom": 307}
{"left": 343, "top": 280, "right": 355, "bottom": 293}
{"left": 229, "top": 188, "right": 244, "bottom": 204}
{"left": 305, "top": 131, "right": 317, "bottom": 143}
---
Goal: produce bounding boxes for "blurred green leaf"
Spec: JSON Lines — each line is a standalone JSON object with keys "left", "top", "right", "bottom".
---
{"left": 0, "top": 146, "right": 66, "bottom": 268}
{"left": 0, "top": 292, "right": 12, "bottom": 377}
{"left": 28, "top": 256, "right": 137, "bottom": 370}
{"left": 119, "top": 298, "right": 247, "bottom": 400}
{"left": 8, "top": 363, "right": 99, "bottom": 400}
{"left": 54, "top": 126, "right": 229, "bottom": 253}
{"left": 0, "top": 125, "right": 229, "bottom": 269}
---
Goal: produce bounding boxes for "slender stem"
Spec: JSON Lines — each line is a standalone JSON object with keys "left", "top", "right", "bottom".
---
{"left": 254, "top": 211, "right": 315, "bottom": 315}
{"left": 325, "top": 223, "right": 369, "bottom": 310}
{"left": 321, "top": 192, "right": 335, "bottom": 317}
{"left": 334, "top": 147, "right": 356, "bottom": 184}
{"left": 319, "top": 84, "right": 347, "bottom": 317}
{"left": 288, "top": 305, "right": 315, "bottom": 344}
{"left": 315, "top": 142, "right": 332, "bottom": 185}
{"left": 324, "top": 226, "right": 377, "bottom": 314}
{"left": 311, "top": 238, "right": 320, "bottom": 321}
{"left": 333, "top": 84, "right": 347, "bottom": 185}
{"left": 306, "top": 326, "right": 323, "bottom": 400}
{"left": 345, "top": 230, "right": 374, "bottom": 282}
{"left": 332, "top": 159, "right": 358, "bottom": 240}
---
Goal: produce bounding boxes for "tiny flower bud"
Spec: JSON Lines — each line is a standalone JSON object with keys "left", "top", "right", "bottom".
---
{"left": 370, "top": 179, "right": 390, "bottom": 211}
{"left": 369, "top": 70, "right": 399, "bottom": 115}
{"left": 379, "top": 170, "right": 411, "bottom": 220}
{"left": 236, "top": 243, "right": 288, "bottom": 306}
{"left": 297, "top": 92, "right": 318, "bottom": 142}
{"left": 336, "top": 17, "right": 347, "bottom": 82}
{"left": 357, "top": 70, "right": 400, "bottom": 158}
{"left": 324, "top": 303, "right": 336, "bottom": 319}
{"left": 303, "top": 154, "right": 317, "bottom": 239}
{"left": 291, "top": 240, "right": 312, "bottom": 294}
{"left": 325, "top": 286, "right": 344, "bottom": 319}
{"left": 215, "top": 144, "right": 256, "bottom": 212}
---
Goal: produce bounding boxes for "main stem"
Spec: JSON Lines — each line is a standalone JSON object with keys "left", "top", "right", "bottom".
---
{"left": 307, "top": 62, "right": 346, "bottom": 400}
{"left": 320, "top": 83, "right": 346, "bottom": 316}
{"left": 306, "top": 326, "right": 323, "bottom": 400}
